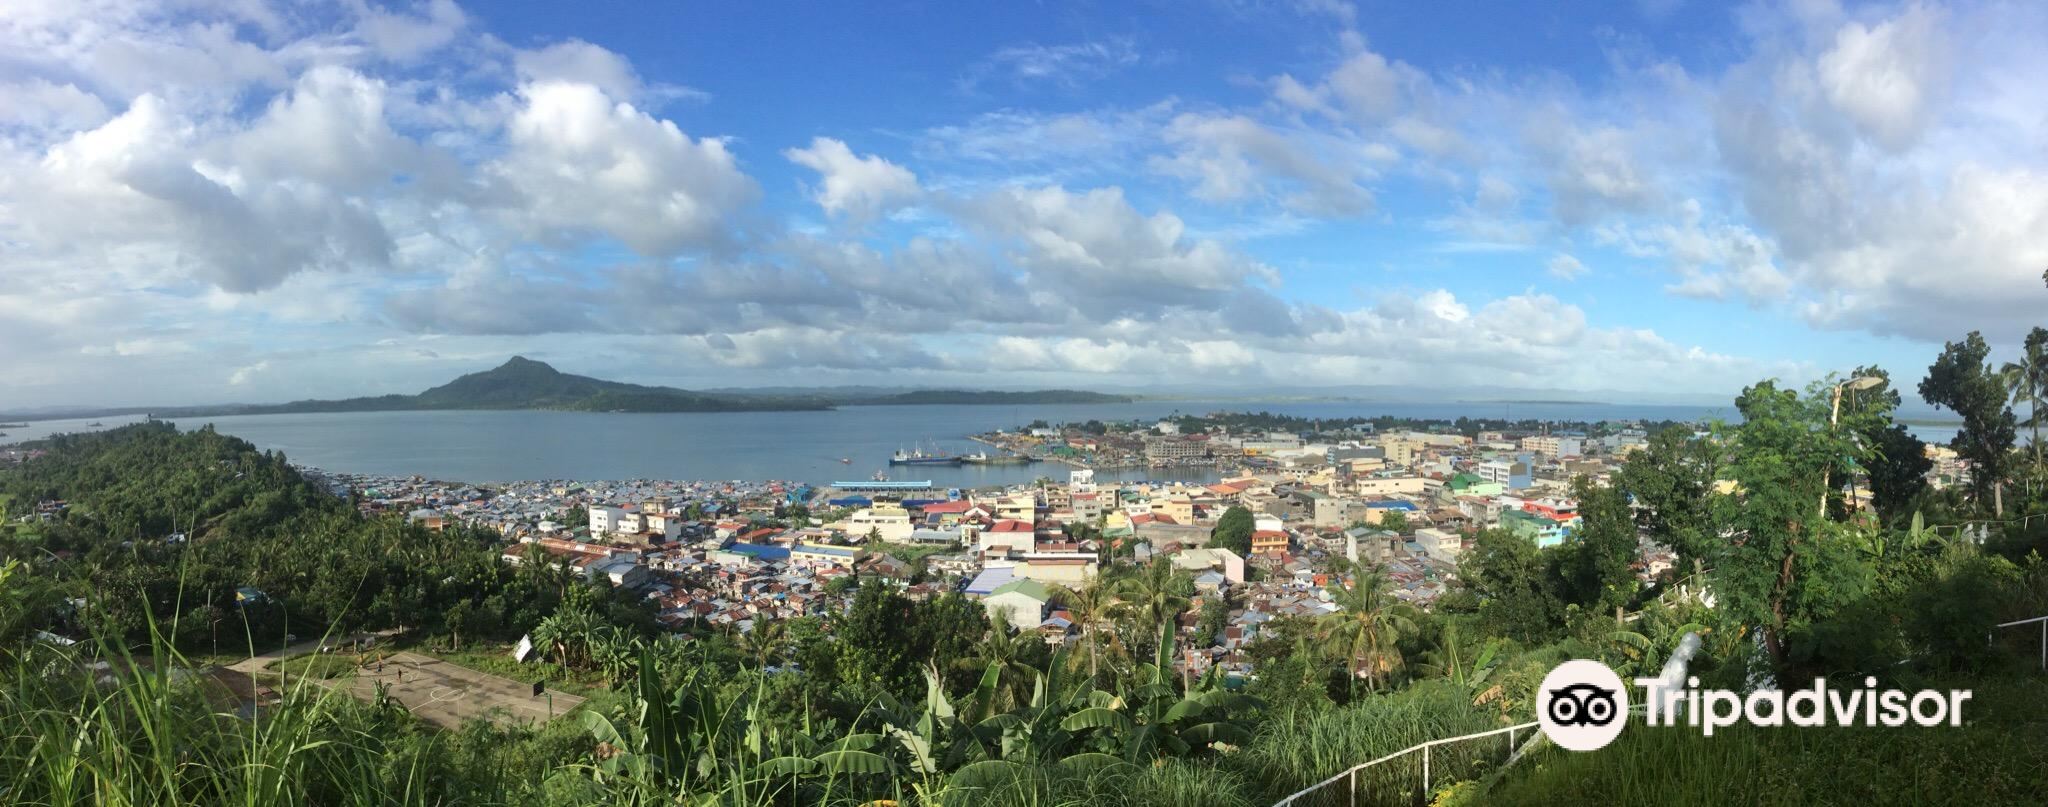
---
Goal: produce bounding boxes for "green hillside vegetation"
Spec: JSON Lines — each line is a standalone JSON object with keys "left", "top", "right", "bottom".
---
{"left": 3, "top": 326, "right": 2048, "bottom": 805}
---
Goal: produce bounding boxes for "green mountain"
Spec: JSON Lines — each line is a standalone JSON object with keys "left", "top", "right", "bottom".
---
{"left": 175, "top": 357, "right": 834, "bottom": 415}
{"left": 4, "top": 360, "right": 1138, "bottom": 420}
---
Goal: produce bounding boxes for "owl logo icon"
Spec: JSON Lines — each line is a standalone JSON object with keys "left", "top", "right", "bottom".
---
{"left": 1537, "top": 660, "right": 1629, "bottom": 751}
{"left": 1546, "top": 682, "right": 1619, "bottom": 726}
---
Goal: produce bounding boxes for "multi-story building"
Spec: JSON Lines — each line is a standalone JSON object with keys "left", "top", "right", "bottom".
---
{"left": 1144, "top": 436, "right": 1211, "bottom": 462}
{"left": 1414, "top": 527, "right": 1464, "bottom": 564}
{"left": 847, "top": 506, "right": 914, "bottom": 543}
{"left": 589, "top": 504, "right": 630, "bottom": 535}
{"left": 1477, "top": 460, "right": 1532, "bottom": 490}
{"left": 1251, "top": 529, "right": 1291, "bottom": 556}
{"left": 1521, "top": 435, "right": 1585, "bottom": 458}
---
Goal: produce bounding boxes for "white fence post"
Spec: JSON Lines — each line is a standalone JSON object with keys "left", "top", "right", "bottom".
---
{"left": 1422, "top": 743, "right": 1431, "bottom": 796}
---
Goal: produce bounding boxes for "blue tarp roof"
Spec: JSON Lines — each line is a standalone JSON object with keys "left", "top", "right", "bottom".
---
{"left": 964, "top": 567, "right": 1016, "bottom": 596}
{"left": 726, "top": 542, "right": 791, "bottom": 560}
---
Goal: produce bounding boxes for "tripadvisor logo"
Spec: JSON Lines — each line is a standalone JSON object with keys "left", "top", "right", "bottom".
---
{"left": 1536, "top": 659, "right": 1973, "bottom": 752}
{"left": 1537, "top": 659, "right": 1629, "bottom": 751}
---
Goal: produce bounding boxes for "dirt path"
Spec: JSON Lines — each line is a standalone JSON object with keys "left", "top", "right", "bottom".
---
{"left": 311, "top": 651, "right": 586, "bottom": 730}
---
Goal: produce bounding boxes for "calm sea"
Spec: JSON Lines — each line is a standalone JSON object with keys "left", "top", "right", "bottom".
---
{"left": 4, "top": 400, "right": 1961, "bottom": 486}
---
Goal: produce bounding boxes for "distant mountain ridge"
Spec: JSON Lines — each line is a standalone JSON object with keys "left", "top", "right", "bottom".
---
{"left": 158, "top": 358, "right": 836, "bottom": 416}
{"left": 28, "top": 358, "right": 1134, "bottom": 418}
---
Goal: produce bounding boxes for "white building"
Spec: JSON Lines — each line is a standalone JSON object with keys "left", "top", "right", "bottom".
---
{"left": 846, "top": 506, "right": 914, "bottom": 543}
{"left": 589, "top": 505, "right": 629, "bottom": 536}
{"left": 1414, "top": 527, "right": 1464, "bottom": 564}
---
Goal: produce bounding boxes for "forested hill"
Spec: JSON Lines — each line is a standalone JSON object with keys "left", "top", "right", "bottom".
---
{"left": 0, "top": 422, "right": 569, "bottom": 647}
{"left": 167, "top": 356, "right": 835, "bottom": 415}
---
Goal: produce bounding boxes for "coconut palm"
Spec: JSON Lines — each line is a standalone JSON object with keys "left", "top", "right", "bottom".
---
{"left": 1999, "top": 326, "right": 2048, "bottom": 480}
{"left": 735, "top": 618, "right": 786, "bottom": 670}
{"left": 1318, "top": 562, "right": 1417, "bottom": 695}
{"left": 1060, "top": 578, "right": 1117, "bottom": 685}
{"left": 1113, "top": 560, "right": 1192, "bottom": 670}
{"left": 953, "top": 616, "right": 1038, "bottom": 711}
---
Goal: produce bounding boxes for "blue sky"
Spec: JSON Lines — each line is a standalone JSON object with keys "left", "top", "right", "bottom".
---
{"left": 1, "top": 0, "right": 2044, "bottom": 408}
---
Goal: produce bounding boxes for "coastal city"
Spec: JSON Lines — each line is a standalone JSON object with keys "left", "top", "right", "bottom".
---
{"left": 293, "top": 413, "right": 1976, "bottom": 684}
{"left": 6, "top": 0, "right": 2047, "bottom": 804}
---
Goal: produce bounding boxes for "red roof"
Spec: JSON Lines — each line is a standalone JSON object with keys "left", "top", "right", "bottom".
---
{"left": 921, "top": 500, "right": 973, "bottom": 514}
{"left": 990, "top": 519, "right": 1035, "bottom": 533}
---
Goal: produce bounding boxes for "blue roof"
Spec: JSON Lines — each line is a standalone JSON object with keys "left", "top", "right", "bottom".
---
{"left": 964, "top": 566, "right": 1016, "bottom": 596}
{"left": 1367, "top": 500, "right": 1420, "bottom": 511}
{"left": 726, "top": 542, "right": 791, "bottom": 560}
{"left": 795, "top": 543, "right": 857, "bottom": 557}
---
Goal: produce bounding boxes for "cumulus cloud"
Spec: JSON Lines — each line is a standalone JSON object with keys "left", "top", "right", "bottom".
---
{"left": 491, "top": 81, "right": 757, "bottom": 255}
{"left": 1816, "top": 4, "right": 1950, "bottom": 151}
{"left": 784, "top": 137, "right": 921, "bottom": 222}
{"left": 5, "top": 0, "right": 1991, "bottom": 406}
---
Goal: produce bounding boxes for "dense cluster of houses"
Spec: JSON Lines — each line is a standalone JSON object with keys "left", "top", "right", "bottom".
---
{"left": 298, "top": 416, "right": 1992, "bottom": 682}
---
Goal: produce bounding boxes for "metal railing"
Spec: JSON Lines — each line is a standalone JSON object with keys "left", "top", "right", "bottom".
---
{"left": 1269, "top": 720, "right": 1536, "bottom": 807}
{"left": 1991, "top": 615, "right": 2048, "bottom": 671}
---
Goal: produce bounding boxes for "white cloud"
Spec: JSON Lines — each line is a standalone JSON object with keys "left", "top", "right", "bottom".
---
{"left": 1816, "top": 4, "right": 1949, "bottom": 151}
{"left": 963, "top": 37, "right": 1140, "bottom": 90}
{"left": 491, "top": 81, "right": 757, "bottom": 256}
{"left": 350, "top": 0, "right": 468, "bottom": 62}
{"left": 784, "top": 137, "right": 921, "bottom": 222}
{"left": 1546, "top": 253, "right": 1589, "bottom": 280}
{"left": 6, "top": 0, "right": 2005, "bottom": 406}
{"left": 1152, "top": 113, "right": 1377, "bottom": 216}
{"left": 228, "top": 360, "right": 271, "bottom": 386}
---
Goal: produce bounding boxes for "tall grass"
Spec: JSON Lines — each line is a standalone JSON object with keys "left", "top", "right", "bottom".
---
{"left": 1229, "top": 680, "right": 1516, "bottom": 806}
{"left": 0, "top": 624, "right": 444, "bottom": 807}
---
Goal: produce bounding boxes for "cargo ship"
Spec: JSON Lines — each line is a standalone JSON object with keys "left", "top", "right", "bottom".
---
{"left": 889, "top": 447, "right": 962, "bottom": 466}
{"left": 960, "top": 450, "right": 1033, "bottom": 465}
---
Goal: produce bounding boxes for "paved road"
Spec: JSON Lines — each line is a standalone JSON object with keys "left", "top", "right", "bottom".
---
{"left": 313, "top": 651, "right": 586, "bottom": 730}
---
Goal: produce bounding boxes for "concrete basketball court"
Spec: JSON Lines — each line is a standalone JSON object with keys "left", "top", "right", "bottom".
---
{"left": 314, "top": 651, "right": 586, "bottom": 730}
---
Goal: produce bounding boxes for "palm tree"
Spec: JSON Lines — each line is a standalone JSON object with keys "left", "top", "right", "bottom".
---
{"left": 1114, "top": 560, "right": 1192, "bottom": 670}
{"left": 2000, "top": 327, "right": 2048, "bottom": 482}
{"left": 953, "top": 616, "right": 1038, "bottom": 711}
{"left": 1061, "top": 578, "right": 1117, "bottom": 685}
{"left": 735, "top": 618, "right": 786, "bottom": 670}
{"left": 1318, "top": 562, "right": 1417, "bottom": 695}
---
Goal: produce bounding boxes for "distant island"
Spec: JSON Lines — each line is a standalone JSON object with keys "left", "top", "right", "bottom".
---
{"left": 848, "top": 389, "right": 1132, "bottom": 405}
{"left": 162, "top": 357, "right": 836, "bottom": 415}
{"left": 5, "top": 358, "right": 1136, "bottom": 419}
